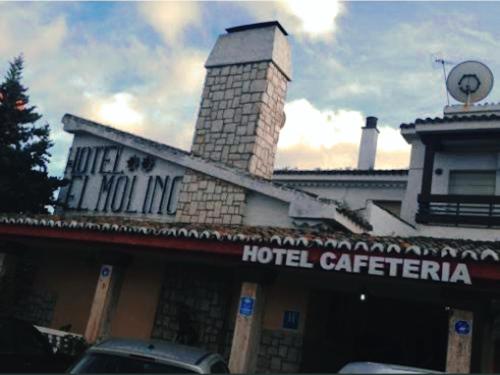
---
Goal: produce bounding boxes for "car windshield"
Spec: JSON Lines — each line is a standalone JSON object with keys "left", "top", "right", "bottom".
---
{"left": 70, "top": 352, "right": 198, "bottom": 374}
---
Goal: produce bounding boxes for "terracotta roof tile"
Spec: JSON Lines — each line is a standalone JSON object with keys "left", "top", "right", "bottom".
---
{"left": 0, "top": 215, "right": 498, "bottom": 263}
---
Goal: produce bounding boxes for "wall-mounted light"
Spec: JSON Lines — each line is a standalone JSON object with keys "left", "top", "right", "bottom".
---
{"left": 359, "top": 293, "right": 367, "bottom": 302}
{"left": 435, "top": 168, "right": 443, "bottom": 176}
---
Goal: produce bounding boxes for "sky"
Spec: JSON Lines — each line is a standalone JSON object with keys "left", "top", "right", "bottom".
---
{"left": 2, "top": 1, "right": 500, "bottom": 177}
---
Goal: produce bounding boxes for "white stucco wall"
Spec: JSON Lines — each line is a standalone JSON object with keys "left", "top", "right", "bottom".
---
{"left": 243, "top": 192, "right": 294, "bottom": 227}
{"left": 400, "top": 140, "right": 425, "bottom": 224}
{"left": 58, "top": 133, "right": 185, "bottom": 221}
{"left": 432, "top": 152, "right": 498, "bottom": 194}
{"left": 271, "top": 178, "right": 406, "bottom": 213}
{"left": 302, "top": 185, "right": 405, "bottom": 211}
{"left": 400, "top": 136, "right": 500, "bottom": 225}
{"left": 365, "top": 201, "right": 416, "bottom": 237}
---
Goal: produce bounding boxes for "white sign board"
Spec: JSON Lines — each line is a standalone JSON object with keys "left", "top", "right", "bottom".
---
{"left": 58, "top": 134, "right": 185, "bottom": 221}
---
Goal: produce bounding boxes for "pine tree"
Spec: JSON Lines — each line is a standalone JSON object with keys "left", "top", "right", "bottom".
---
{"left": 0, "top": 55, "right": 65, "bottom": 214}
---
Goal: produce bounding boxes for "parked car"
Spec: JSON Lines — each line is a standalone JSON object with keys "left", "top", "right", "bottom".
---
{"left": 68, "top": 338, "right": 230, "bottom": 374}
{"left": 0, "top": 316, "right": 70, "bottom": 373}
{"left": 338, "top": 362, "right": 443, "bottom": 374}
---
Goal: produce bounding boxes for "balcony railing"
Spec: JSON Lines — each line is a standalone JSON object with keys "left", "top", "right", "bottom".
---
{"left": 416, "top": 194, "right": 500, "bottom": 227}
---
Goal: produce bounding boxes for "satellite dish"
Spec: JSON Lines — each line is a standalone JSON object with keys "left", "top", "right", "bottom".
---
{"left": 446, "top": 60, "right": 494, "bottom": 104}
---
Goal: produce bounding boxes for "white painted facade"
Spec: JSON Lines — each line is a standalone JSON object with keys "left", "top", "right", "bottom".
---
{"left": 272, "top": 174, "right": 407, "bottom": 211}
{"left": 243, "top": 192, "right": 293, "bottom": 228}
{"left": 275, "top": 104, "right": 500, "bottom": 241}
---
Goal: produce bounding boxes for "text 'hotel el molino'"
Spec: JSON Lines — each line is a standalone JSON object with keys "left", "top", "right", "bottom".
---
{"left": 0, "top": 21, "right": 499, "bottom": 374}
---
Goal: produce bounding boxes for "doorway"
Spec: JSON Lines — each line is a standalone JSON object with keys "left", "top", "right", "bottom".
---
{"left": 301, "top": 290, "right": 448, "bottom": 373}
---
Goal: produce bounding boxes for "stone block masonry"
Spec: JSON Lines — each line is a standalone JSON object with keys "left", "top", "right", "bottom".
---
{"left": 257, "top": 329, "right": 304, "bottom": 373}
{"left": 192, "top": 61, "right": 288, "bottom": 180}
{"left": 151, "top": 265, "right": 235, "bottom": 359}
{"left": 175, "top": 170, "right": 246, "bottom": 225}
{"left": 0, "top": 250, "right": 56, "bottom": 326}
{"left": 176, "top": 23, "right": 291, "bottom": 225}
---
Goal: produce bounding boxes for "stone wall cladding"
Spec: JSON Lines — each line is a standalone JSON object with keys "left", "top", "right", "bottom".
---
{"left": 15, "top": 290, "right": 57, "bottom": 326}
{"left": 192, "top": 61, "right": 288, "bottom": 180}
{"left": 151, "top": 265, "right": 235, "bottom": 359}
{"left": 175, "top": 170, "right": 246, "bottom": 225}
{"left": 257, "top": 329, "right": 303, "bottom": 373}
{"left": 0, "top": 251, "right": 56, "bottom": 326}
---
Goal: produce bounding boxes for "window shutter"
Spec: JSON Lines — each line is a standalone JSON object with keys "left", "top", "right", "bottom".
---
{"left": 448, "top": 171, "right": 496, "bottom": 195}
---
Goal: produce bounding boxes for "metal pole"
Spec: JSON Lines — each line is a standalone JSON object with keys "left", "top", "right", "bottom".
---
{"left": 438, "top": 59, "right": 451, "bottom": 106}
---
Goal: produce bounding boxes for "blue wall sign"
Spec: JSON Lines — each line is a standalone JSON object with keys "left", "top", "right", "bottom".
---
{"left": 239, "top": 296, "right": 254, "bottom": 316}
{"left": 101, "top": 266, "right": 111, "bottom": 277}
{"left": 283, "top": 310, "right": 300, "bottom": 330}
{"left": 455, "top": 320, "right": 471, "bottom": 335}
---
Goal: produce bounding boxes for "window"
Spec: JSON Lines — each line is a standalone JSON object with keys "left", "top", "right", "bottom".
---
{"left": 448, "top": 171, "right": 496, "bottom": 195}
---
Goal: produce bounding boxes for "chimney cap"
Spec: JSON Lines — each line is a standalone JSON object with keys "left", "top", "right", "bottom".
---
{"left": 206, "top": 20, "right": 292, "bottom": 80}
{"left": 226, "top": 21, "right": 288, "bottom": 36}
{"left": 364, "top": 116, "right": 378, "bottom": 130}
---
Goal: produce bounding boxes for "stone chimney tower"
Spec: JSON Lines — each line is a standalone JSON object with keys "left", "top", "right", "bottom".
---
{"left": 175, "top": 21, "right": 292, "bottom": 225}
{"left": 191, "top": 21, "right": 292, "bottom": 179}
{"left": 357, "top": 116, "right": 379, "bottom": 170}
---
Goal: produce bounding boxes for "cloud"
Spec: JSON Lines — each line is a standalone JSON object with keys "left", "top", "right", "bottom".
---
{"left": 276, "top": 99, "right": 410, "bottom": 169}
{"left": 138, "top": 1, "right": 202, "bottom": 46}
{"left": 0, "top": 4, "right": 67, "bottom": 61}
{"left": 282, "top": 0, "right": 344, "bottom": 40}
{"left": 0, "top": 3, "right": 209, "bottom": 178}
{"left": 90, "top": 92, "right": 144, "bottom": 133}
{"left": 278, "top": 98, "right": 364, "bottom": 149}
{"left": 237, "top": 0, "right": 345, "bottom": 41}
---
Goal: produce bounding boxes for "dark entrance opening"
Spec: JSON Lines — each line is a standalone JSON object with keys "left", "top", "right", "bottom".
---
{"left": 301, "top": 290, "right": 449, "bottom": 373}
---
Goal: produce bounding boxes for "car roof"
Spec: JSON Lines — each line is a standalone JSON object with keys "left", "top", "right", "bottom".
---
{"left": 89, "top": 338, "right": 215, "bottom": 366}
{"left": 338, "top": 362, "right": 443, "bottom": 374}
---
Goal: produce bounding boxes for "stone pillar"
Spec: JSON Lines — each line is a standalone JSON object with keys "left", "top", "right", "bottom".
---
{"left": 446, "top": 309, "right": 474, "bottom": 373}
{"left": 176, "top": 21, "right": 291, "bottom": 225}
{"left": 229, "top": 282, "right": 264, "bottom": 373}
{"left": 84, "top": 264, "right": 121, "bottom": 343}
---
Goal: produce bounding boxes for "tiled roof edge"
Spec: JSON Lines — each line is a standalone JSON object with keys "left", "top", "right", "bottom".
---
{"left": 400, "top": 113, "right": 500, "bottom": 129}
{"left": 1, "top": 215, "right": 498, "bottom": 263}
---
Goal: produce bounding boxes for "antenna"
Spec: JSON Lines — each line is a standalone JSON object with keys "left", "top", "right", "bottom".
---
{"left": 446, "top": 60, "right": 494, "bottom": 106}
{"left": 434, "top": 58, "right": 453, "bottom": 106}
